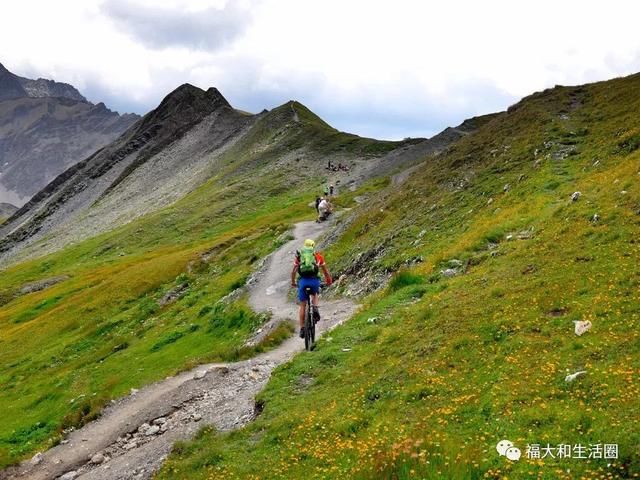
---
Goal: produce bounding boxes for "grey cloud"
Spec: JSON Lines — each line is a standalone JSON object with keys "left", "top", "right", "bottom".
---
{"left": 101, "top": 0, "right": 254, "bottom": 51}
{"left": 320, "top": 80, "right": 515, "bottom": 140}
{"left": 212, "top": 66, "right": 516, "bottom": 139}
{"left": 81, "top": 82, "right": 150, "bottom": 115}
{"left": 75, "top": 60, "right": 517, "bottom": 140}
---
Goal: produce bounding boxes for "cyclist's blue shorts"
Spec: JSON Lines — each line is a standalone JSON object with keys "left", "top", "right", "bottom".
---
{"left": 297, "top": 277, "right": 321, "bottom": 302}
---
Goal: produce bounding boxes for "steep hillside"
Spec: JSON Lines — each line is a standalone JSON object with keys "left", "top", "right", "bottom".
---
{"left": 0, "top": 84, "right": 253, "bottom": 263}
{"left": 0, "top": 83, "right": 481, "bottom": 469}
{"left": 0, "top": 63, "right": 139, "bottom": 206}
{"left": 157, "top": 75, "right": 640, "bottom": 479}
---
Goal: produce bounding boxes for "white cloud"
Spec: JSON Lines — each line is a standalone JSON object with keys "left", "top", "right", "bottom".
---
{"left": 1, "top": 0, "right": 640, "bottom": 139}
{"left": 101, "top": 0, "right": 254, "bottom": 50}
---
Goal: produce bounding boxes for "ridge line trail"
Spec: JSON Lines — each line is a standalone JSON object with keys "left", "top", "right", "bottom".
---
{"left": 4, "top": 220, "right": 357, "bottom": 480}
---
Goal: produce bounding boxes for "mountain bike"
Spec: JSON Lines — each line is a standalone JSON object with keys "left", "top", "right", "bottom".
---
{"left": 302, "top": 285, "right": 318, "bottom": 351}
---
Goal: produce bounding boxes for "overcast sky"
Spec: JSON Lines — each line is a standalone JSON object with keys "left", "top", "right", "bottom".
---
{"left": 2, "top": 0, "right": 640, "bottom": 139}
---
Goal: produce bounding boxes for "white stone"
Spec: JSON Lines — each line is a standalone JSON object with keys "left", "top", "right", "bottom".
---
{"left": 573, "top": 320, "right": 592, "bottom": 336}
{"left": 441, "top": 268, "right": 458, "bottom": 278}
{"left": 565, "top": 371, "right": 587, "bottom": 382}
{"left": 137, "top": 423, "right": 150, "bottom": 433}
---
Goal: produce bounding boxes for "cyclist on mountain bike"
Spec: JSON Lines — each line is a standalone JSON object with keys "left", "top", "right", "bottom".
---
{"left": 291, "top": 239, "right": 333, "bottom": 338}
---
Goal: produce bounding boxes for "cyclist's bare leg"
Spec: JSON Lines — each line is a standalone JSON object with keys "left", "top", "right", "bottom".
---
{"left": 311, "top": 293, "right": 320, "bottom": 321}
{"left": 298, "top": 300, "right": 306, "bottom": 328}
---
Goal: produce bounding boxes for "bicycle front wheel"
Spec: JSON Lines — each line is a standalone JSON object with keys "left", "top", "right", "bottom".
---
{"left": 310, "top": 311, "right": 316, "bottom": 345}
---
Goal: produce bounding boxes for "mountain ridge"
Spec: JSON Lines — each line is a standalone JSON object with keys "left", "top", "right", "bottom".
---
{"left": 0, "top": 83, "right": 483, "bottom": 266}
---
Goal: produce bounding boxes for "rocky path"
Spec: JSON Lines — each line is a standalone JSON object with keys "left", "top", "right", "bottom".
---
{"left": 2, "top": 220, "right": 356, "bottom": 480}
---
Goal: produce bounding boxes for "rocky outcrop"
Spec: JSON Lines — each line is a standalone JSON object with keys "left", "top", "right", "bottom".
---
{"left": 17, "top": 76, "right": 86, "bottom": 102}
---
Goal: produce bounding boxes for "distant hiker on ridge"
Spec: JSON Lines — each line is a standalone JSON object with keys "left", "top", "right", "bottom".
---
{"left": 317, "top": 197, "right": 332, "bottom": 222}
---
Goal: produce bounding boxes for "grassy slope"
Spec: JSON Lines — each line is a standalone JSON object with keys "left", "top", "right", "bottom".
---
{"left": 157, "top": 75, "right": 640, "bottom": 479}
{"left": 0, "top": 103, "right": 409, "bottom": 467}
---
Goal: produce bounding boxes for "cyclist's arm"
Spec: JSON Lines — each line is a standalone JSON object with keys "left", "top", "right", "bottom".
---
{"left": 321, "top": 264, "right": 332, "bottom": 285}
{"left": 291, "top": 265, "right": 298, "bottom": 287}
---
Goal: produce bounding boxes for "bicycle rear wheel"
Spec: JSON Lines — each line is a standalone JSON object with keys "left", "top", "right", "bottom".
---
{"left": 304, "top": 303, "right": 313, "bottom": 351}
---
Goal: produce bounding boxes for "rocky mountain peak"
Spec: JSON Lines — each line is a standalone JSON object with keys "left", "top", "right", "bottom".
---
{"left": 135, "top": 83, "right": 234, "bottom": 137}
{"left": 157, "top": 83, "right": 231, "bottom": 113}
{"left": 20, "top": 77, "right": 87, "bottom": 102}
{"left": 205, "top": 86, "right": 229, "bottom": 102}
{"left": 0, "top": 62, "right": 86, "bottom": 102}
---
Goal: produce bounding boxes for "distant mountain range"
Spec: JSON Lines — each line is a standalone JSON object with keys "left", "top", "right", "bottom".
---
{"left": 0, "top": 82, "right": 490, "bottom": 264}
{"left": 0, "top": 63, "right": 139, "bottom": 207}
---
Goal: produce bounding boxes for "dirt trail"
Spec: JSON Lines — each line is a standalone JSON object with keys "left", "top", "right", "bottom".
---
{"left": 2, "top": 220, "right": 356, "bottom": 480}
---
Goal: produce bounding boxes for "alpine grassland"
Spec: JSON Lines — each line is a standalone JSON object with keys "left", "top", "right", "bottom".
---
{"left": 157, "top": 75, "right": 639, "bottom": 478}
{"left": 0, "top": 102, "right": 410, "bottom": 467}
